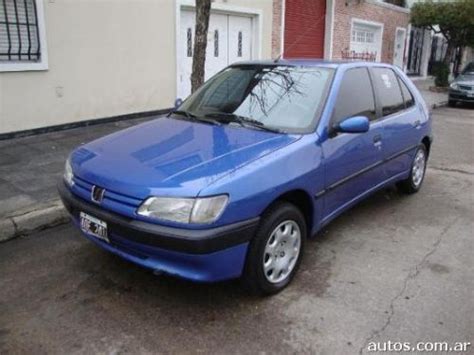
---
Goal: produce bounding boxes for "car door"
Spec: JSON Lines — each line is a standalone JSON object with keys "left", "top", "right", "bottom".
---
{"left": 321, "top": 67, "right": 385, "bottom": 223}
{"left": 370, "top": 67, "right": 421, "bottom": 178}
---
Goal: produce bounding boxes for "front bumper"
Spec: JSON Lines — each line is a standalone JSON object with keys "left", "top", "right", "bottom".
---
{"left": 449, "top": 90, "right": 474, "bottom": 102}
{"left": 58, "top": 181, "right": 259, "bottom": 282}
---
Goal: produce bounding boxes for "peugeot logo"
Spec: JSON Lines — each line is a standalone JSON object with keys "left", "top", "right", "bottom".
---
{"left": 91, "top": 185, "right": 105, "bottom": 204}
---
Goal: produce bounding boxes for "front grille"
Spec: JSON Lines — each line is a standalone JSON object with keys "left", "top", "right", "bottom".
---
{"left": 459, "top": 85, "right": 472, "bottom": 91}
{"left": 72, "top": 176, "right": 142, "bottom": 217}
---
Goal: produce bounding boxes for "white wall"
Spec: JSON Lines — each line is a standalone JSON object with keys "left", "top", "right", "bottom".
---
{"left": 0, "top": 0, "right": 273, "bottom": 135}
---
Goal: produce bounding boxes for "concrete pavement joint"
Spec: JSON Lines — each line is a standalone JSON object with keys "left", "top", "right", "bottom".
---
{"left": 428, "top": 166, "right": 474, "bottom": 176}
{"left": 10, "top": 216, "right": 18, "bottom": 235}
{"left": 358, "top": 217, "right": 459, "bottom": 355}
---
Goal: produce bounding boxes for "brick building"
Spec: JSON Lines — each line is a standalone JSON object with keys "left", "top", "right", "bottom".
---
{"left": 273, "top": 0, "right": 410, "bottom": 70}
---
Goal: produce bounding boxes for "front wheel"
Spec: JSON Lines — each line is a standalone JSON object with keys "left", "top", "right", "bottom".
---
{"left": 397, "top": 145, "right": 427, "bottom": 194}
{"left": 448, "top": 99, "right": 457, "bottom": 107}
{"left": 241, "top": 202, "right": 306, "bottom": 295}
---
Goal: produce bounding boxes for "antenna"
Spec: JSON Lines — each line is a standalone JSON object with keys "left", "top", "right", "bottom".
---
{"left": 273, "top": 2, "right": 328, "bottom": 63}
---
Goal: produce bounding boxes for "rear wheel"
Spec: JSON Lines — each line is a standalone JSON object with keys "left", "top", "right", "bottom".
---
{"left": 397, "top": 145, "right": 427, "bottom": 194}
{"left": 241, "top": 202, "right": 306, "bottom": 295}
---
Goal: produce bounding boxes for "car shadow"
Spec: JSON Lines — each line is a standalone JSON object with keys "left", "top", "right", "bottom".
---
{"left": 449, "top": 102, "right": 474, "bottom": 110}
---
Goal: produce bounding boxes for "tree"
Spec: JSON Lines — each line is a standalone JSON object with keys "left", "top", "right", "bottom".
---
{"left": 411, "top": 0, "right": 474, "bottom": 65}
{"left": 191, "top": 0, "right": 211, "bottom": 93}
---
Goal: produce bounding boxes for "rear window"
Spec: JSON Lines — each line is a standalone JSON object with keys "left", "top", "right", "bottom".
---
{"left": 372, "top": 68, "right": 405, "bottom": 117}
{"left": 398, "top": 77, "right": 415, "bottom": 108}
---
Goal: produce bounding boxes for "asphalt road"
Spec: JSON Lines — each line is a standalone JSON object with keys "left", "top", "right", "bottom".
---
{"left": 1, "top": 106, "right": 473, "bottom": 354}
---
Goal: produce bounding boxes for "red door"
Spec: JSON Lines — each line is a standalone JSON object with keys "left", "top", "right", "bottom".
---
{"left": 284, "top": 0, "right": 326, "bottom": 58}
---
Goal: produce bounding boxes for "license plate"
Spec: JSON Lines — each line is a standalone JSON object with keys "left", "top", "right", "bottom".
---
{"left": 468, "top": 92, "right": 474, "bottom": 98}
{"left": 80, "top": 212, "right": 109, "bottom": 243}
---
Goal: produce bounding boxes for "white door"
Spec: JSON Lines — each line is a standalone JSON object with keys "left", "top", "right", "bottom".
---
{"left": 178, "top": 10, "right": 196, "bottom": 100}
{"left": 393, "top": 28, "right": 406, "bottom": 69}
{"left": 178, "top": 11, "right": 254, "bottom": 99}
{"left": 205, "top": 13, "right": 229, "bottom": 80}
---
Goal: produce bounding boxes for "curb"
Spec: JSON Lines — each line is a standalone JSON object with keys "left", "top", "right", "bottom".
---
{"left": 432, "top": 101, "right": 448, "bottom": 109}
{"left": 0, "top": 200, "right": 69, "bottom": 243}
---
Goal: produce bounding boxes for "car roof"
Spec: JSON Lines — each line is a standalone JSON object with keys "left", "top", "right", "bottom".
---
{"left": 231, "top": 59, "right": 396, "bottom": 70}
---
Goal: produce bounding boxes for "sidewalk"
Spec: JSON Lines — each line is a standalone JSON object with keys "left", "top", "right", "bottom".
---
{"left": 412, "top": 77, "right": 449, "bottom": 109}
{"left": 0, "top": 116, "right": 155, "bottom": 241}
{"left": 0, "top": 85, "right": 448, "bottom": 242}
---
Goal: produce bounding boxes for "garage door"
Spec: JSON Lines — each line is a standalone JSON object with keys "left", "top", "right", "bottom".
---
{"left": 284, "top": 0, "right": 325, "bottom": 58}
{"left": 178, "top": 10, "right": 253, "bottom": 99}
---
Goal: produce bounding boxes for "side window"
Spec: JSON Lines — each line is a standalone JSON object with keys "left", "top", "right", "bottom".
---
{"left": 372, "top": 68, "right": 405, "bottom": 116}
{"left": 332, "top": 67, "right": 376, "bottom": 126}
{"left": 398, "top": 77, "right": 415, "bottom": 108}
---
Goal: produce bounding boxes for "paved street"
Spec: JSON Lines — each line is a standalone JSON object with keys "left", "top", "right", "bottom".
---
{"left": 1, "top": 106, "right": 473, "bottom": 354}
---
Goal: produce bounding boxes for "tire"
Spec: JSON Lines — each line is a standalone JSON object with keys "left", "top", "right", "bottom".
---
{"left": 241, "top": 202, "right": 307, "bottom": 296}
{"left": 397, "top": 144, "right": 428, "bottom": 194}
{"left": 448, "top": 99, "right": 457, "bottom": 107}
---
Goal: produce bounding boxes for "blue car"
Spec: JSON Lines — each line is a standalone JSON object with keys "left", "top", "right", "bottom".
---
{"left": 59, "top": 60, "right": 432, "bottom": 295}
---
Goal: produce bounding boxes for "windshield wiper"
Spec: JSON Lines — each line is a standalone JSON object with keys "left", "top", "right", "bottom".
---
{"left": 168, "top": 110, "right": 222, "bottom": 126}
{"left": 167, "top": 109, "right": 195, "bottom": 119}
{"left": 204, "top": 112, "right": 284, "bottom": 133}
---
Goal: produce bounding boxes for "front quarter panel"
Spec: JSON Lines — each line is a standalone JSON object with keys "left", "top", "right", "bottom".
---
{"left": 199, "top": 135, "right": 324, "bottom": 234}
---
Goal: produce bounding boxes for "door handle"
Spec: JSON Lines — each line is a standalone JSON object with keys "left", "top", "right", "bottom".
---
{"left": 373, "top": 134, "right": 382, "bottom": 143}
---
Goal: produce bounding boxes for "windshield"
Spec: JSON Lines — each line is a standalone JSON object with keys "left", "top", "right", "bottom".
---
{"left": 179, "top": 65, "right": 334, "bottom": 133}
{"left": 462, "top": 62, "right": 474, "bottom": 75}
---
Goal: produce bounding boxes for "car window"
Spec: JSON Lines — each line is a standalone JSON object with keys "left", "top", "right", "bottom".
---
{"left": 331, "top": 67, "right": 376, "bottom": 126}
{"left": 372, "top": 68, "right": 405, "bottom": 117}
{"left": 180, "top": 66, "right": 334, "bottom": 133}
{"left": 462, "top": 62, "right": 474, "bottom": 75}
{"left": 398, "top": 77, "right": 415, "bottom": 108}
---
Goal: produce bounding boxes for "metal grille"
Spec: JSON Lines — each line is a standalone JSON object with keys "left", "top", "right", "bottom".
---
{"left": 214, "top": 29, "right": 218, "bottom": 57}
{"left": 341, "top": 49, "right": 377, "bottom": 62}
{"left": 406, "top": 27, "right": 424, "bottom": 76}
{"left": 237, "top": 31, "right": 242, "bottom": 57}
{"left": 0, "top": 0, "right": 40, "bottom": 62}
{"left": 186, "top": 27, "right": 192, "bottom": 57}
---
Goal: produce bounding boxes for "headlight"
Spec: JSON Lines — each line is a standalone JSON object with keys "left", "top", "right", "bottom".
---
{"left": 64, "top": 159, "right": 74, "bottom": 187}
{"left": 450, "top": 82, "right": 458, "bottom": 89}
{"left": 137, "top": 195, "right": 228, "bottom": 224}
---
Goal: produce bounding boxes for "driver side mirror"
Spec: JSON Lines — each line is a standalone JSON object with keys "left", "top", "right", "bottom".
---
{"left": 174, "top": 98, "right": 183, "bottom": 109}
{"left": 335, "top": 116, "right": 370, "bottom": 134}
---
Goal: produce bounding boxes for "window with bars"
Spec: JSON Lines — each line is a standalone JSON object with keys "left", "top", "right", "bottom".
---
{"left": 351, "top": 28, "right": 375, "bottom": 44}
{"left": 237, "top": 31, "right": 242, "bottom": 57}
{"left": 186, "top": 27, "right": 192, "bottom": 57}
{"left": 214, "top": 29, "right": 218, "bottom": 57}
{"left": 0, "top": 0, "right": 41, "bottom": 62}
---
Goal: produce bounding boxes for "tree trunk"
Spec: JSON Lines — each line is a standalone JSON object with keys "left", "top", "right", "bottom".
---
{"left": 191, "top": 0, "right": 211, "bottom": 94}
{"left": 443, "top": 42, "right": 454, "bottom": 66}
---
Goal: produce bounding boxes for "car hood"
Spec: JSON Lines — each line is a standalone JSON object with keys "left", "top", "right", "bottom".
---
{"left": 71, "top": 117, "right": 300, "bottom": 198}
{"left": 454, "top": 74, "right": 474, "bottom": 85}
